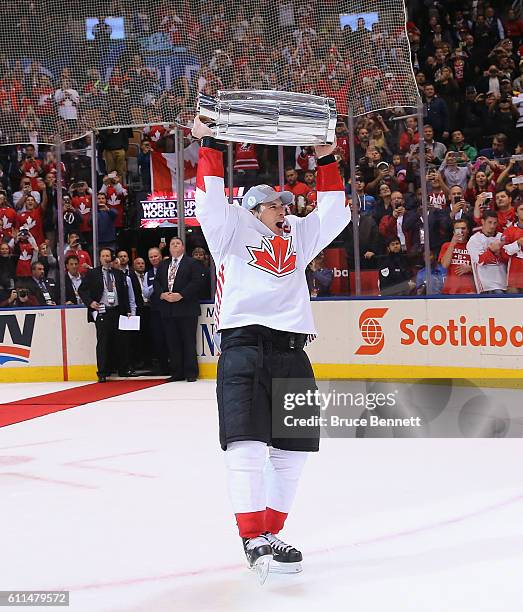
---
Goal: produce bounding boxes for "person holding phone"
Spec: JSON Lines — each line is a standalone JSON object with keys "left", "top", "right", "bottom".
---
{"left": 439, "top": 150, "right": 471, "bottom": 191}
{"left": 439, "top": 220, "right": 476, "bottom": 294}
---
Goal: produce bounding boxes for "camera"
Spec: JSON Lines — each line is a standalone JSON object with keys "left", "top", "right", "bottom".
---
{"left": 17, "top": 289, "right": 28, "bottom": 298}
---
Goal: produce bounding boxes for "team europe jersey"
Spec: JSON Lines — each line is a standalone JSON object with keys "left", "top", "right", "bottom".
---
{"left": 195, "top": 147, "right": 350, "bottom": 341}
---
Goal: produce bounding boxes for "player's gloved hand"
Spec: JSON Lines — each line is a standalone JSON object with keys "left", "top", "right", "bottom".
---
{"left": 314, "top": 142, "right": 337, "bottom": 158}
{"left": 192, "top": 115, "right": 214, "bottom": 140}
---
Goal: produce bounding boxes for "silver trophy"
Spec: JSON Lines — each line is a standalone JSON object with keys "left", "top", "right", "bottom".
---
{"left": 197, "top": 90, "right": 337, "bottom": 145}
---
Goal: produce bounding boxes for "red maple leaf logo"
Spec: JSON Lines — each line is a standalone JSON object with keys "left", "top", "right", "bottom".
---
{"left": 246, "top": 235, "right": 297, "bottom": 277}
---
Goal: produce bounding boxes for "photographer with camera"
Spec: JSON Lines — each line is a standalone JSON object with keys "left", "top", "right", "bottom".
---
{"left": 62, "top": 194, "right": 82, "bottom": 237}
{"left": 439, "top": 150, "right": 471, "bottom": 191}
{"left": 13, "top": 228, "right": 38, "bottom": 278}
{"left": 0, "top": 285, "right": 38, "bottom": 308}
{"left": 473, "top": 188, "right": 514, "bottom": 231}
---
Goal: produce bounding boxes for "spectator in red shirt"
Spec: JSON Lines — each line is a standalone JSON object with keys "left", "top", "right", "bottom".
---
{"left": 504, "top": 9, "right": 523, "bottom": 45}
{"left": 16, "top": 194, "right": 46, "bottom": 245}
{"left": 439, "top": 219, "right": 476, "bottom": 294}
{"left": 501, "top": 202, "right": 523, "bottom": 292}
{"left": 99, "top": 172, "right": 127, "bottom": 229}
{"left": 13, "top": 177, "right": 41, "bottom": 211}
{"left": 303, "top": 170, "right": 316, "bottom": 191}
{"left": 474, "top": 188, "right": 515, "bottom": 230}
{"left": 71, "top": 181, "right": 93, "bottom": 240}
{"left": 13, "top": 229, "right": 38, "bottom": 278}
{"left": 284, "top": 168, "right": 309, "bottom": 198}
{"left": 379, "top": 191, "right": 408, "bottom": 249}
{"left": 19, "top": 144, "right": 43, "bottom": 191}
{"left": 64, "top": 231, "right": 93, "bottom": 276}
{"left": 0, "top": 193, "right": 16, "bottom": 239}
{"left": 233, "top": 142, "right": 259, "bottom": 187}
{"left": 399, "top": 117, "right": 420, "bottom": 153}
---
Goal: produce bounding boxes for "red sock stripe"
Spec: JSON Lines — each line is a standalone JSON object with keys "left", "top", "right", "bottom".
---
{"left": 316, "top": 160, "right": 344, "bottom": 192}
{"left": 235, "top": 510, "right": 266, "bottom": 538}
{"left": 196, "top": 147, "right": 224, "bottom": 191}
{"left": 265, "top": 507, "right": 288, "bottom": 535}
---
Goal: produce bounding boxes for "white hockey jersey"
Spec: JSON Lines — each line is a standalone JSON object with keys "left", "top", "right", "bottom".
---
{"left": 466, "top": 231, "right": 507, "bottom": 292}
{"left": 195, "top": 146, "right": 351, "bottom": 339}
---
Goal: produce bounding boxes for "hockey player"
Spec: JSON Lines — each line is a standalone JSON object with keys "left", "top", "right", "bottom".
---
{"left": 467, "top": 210, "right": 507, "bottom": 293}
{"left": 192, "top": 116, "right": 351, "bottom": 583}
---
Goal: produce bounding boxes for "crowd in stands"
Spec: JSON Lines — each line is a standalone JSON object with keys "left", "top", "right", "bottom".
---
{"left": 1, "top": 0, "right": 523, "bottom": 303}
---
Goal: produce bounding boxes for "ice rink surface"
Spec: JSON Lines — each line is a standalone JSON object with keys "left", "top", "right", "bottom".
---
{"left": 1, "top": 380, "right": 522, "bottom": 612}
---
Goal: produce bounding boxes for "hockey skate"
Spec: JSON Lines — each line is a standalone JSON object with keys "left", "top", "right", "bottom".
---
{"left": 242, "top": 535, "right": 273, "bottom": 585}
{"left": 264, "top": 532, "right": 303, "bottom": 573}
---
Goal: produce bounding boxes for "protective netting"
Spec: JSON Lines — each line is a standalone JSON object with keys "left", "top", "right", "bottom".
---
{"left": 0, "top": 0, "right": 418, "bottom": 145}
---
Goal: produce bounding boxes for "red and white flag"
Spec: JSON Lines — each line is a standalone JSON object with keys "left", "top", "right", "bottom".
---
{"left": 150, "top": 142, "right": 199, "bottom": 194}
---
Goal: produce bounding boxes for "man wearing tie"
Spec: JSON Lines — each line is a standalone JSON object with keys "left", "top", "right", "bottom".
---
{"left": 79, "top": 248, "right": 131, "bottom": 382}
{"left": 24, "top": 261, "right": 59, "bottom": 305}
{"left": 154, "top": 237, "right": 205, "bottom": 382}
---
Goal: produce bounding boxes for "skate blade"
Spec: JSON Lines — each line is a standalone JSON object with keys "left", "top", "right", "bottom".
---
{"left": 269, "top": 560, "right": 303, "bottom": 574}
{"left": 251, "top": 554, "right": 272, "bottom": 585}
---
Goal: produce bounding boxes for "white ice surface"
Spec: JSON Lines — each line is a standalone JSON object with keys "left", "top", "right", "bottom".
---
{"left": 1, "top": 380, "right": 522, "bottom": 612}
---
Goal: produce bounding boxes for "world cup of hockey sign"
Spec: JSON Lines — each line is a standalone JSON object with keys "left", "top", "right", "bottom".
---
{"left": 197, "top": 90, "right": 337, "bottom": 146}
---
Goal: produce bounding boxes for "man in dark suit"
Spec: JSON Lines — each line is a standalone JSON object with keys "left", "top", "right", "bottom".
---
{"left": 154, "top": 237, "right": 205, "bottom": 382}
{"left": 79, "top": 248, "right": 131, "bottom": 382}
{"left": 23, "top": 261, "right": 59, "bottom": 305}
{"left": 64, "top": 254, "right": 82, "bottom": 305}
{"left": 116, "top": 249, "right": 144, "bottom": 371}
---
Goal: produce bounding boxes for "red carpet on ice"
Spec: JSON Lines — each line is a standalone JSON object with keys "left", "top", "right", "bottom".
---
{"left": 0, "top": 380, "right": 165, "bottom": 427}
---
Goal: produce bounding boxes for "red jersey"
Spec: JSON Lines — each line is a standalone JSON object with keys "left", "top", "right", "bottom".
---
{"left": 474, "top": 207, "right": 515, "bottom": 231}
{"left": 0, "top": 206, "right": 17, "bottom": 238}
{"left": 20, "top": 158, "right": 43, "bottom": 190}
{"left": 101, "top": 183, "right": 127, "bottom": 228}
{"left": 335, "top": 136, "right": 349, "bottom": 164}
{"left": 15, "top": 241, "right": 36, "bottom": 277}
{"left": 143, "top": 125, "right": 169, "bottom": 151}
{"left": 72, "top": 195, "right": 92, "bottom": 233}
{"left": 43, "top": 161, "right": 66, "bottom": 184}
{"left": 33, "top": 86, "right": 54, "bottom": 116}
{"left": 502, "top": 224, "right": 523, "bottom": 288}
{"left": 17, "top": 207, "right": 44, "bottom": 245}
{"left": 439, "top": 241, "right": 476, "bottom": 294}
{"left": 285, "top": 182, "right": 310, "bottom": 198}
{"left": 234, "top": 143, "right": 259, "bottom": 170}
{"left": 65, "top": 248, "right": 92, "bottom": 275}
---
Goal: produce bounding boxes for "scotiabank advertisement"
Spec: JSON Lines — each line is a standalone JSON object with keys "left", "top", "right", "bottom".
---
{"left": 1, "top": 298, "right": 522, "bottom": 381}
{"left": 306, "top": 298, "right": 523, "bottom": 372}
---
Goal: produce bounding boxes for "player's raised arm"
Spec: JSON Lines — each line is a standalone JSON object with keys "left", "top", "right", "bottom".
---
{"left": 192, "top": 116, "right": 239, "bottom": 259}
{"left": 296, "top": 142, "right": 351, "bottom": 263}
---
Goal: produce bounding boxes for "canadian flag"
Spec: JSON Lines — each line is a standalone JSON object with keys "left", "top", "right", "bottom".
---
{"left": 150, "top": 142, "right": 199, "bottom": 194}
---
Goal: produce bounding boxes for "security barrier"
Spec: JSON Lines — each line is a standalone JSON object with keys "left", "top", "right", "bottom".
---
{"left": 1, "top": 297, "right": 522, "bottom": 383}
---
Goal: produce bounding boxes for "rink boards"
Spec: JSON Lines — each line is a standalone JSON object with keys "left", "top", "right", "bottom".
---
{"left": 0, "top": 296, "right": 522, "bottom": 382}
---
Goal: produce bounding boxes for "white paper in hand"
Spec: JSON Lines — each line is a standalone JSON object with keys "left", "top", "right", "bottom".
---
{"left": 119, "top": 315, "right": 140, "bottom": 331}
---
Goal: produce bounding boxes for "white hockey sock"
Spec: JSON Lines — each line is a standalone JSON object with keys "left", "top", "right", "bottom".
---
{"left": 225, "top": 440, "right": 267, "bottom": 538}
{"left": 265, "top": 447, "right": 308, "bottom": 534}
